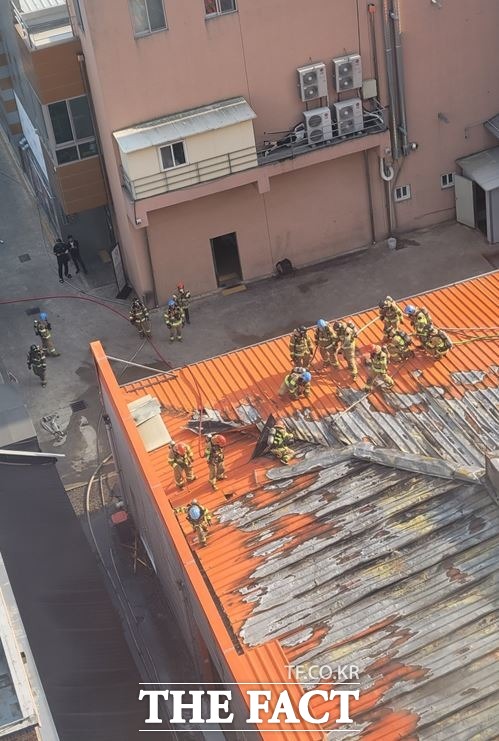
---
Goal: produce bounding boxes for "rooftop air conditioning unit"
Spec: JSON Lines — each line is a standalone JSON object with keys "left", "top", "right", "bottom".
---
{"left": 333, "top": 97, "right": 364, "bottom": 136}
{"left": 303, "top": 107, "right": 333, "bottom": 145}
{"left": 332, "top": 54, "right": 362, "bottom": 92}
{"left": 297, "top": 63, "right": 328, "bottom": 102}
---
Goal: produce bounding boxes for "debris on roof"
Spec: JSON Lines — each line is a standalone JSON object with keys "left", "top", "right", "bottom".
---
{"left": 97, "top": 270, "right": 499, "bottom": 739}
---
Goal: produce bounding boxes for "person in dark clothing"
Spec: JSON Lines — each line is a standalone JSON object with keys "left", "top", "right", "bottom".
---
{"left": 67, "top": 234, "right": 88, "bottom": 274}
{"left": 53, "top": 238, "right": 71, "bottom": 283}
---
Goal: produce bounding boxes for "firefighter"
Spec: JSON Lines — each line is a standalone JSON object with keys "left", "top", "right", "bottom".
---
{"left": 33, "top": 312, "right": 60, "bottom": 356}
{"left": 385, "top": 327, "right": 413, "bottom": 362}
{"left": 129, "top": 298, "right": 151, "bottom": 339}
{"left": 174, "top": 500, "right": 212, "bottom": 546}
{"left": 163, "top": 298, "right": 184, "bottom": 342}
{"left": 279, "top": 367, "right": 312, "bottom": 400}
{"left": 205, "top": 434, "right": 226, "bottom": 490}
{"left": 404, "top": 305, "right": 432, "bottom": 346}
{"left": 331, "top": 322, "right": 345, "bottom": 368}
{"left": 422, "top": 326, "right": 453, "bottom": 359}
{"left": 333, "top": 322, "right": 358, "bottom": 380}
{"left": 168, "top": 441, "right": 196, "bottom": 489}
{"left": 289, "top": 326, "right": 313, "bottom": 367}
{"left": 315, "top": 319, "right": 336, "bottom": 366}
{"left": 379, "top": 296, "right": 404, "bottom": 334}
{"left": 268, "top": 421, "right": 294, "bottom": 464}
{"left": 27, "top": 345, "right": 47, "bottom": 387}
{"left": 364, "top": 344, "right": 394, "bottom": 392}
{"left": 173, "top": 282, "right": 191, "bottom": 325}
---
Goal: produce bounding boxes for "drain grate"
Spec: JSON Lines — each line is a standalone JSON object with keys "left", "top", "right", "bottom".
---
{"left": 18, "top": 253, "right": 31, "bottom": 262}
{"left": 70, "top": 400, "right": 88, "bottom": 413}
{"left": 25, "top": 306, "right": 41, "bottom": 316}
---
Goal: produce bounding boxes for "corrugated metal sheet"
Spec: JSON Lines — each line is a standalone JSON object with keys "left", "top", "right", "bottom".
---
{"left": 456, "top": 147, "right": 499, "bottom": 191}
{"left": 114, "top": 97, "right": 257, "bottom": 153}
{"left": 120, "top": 271, "right": 499, "bottom": 739}
{"left": 18, "top": 0, "right": 66, "bottom": 13}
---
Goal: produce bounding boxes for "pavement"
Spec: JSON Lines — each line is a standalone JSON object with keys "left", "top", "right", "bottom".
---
{"left": 0, "top": 128, "right": 497, "bottom": 726}
{"left": 0, "top": 126, "right": 495, "bottom": 487}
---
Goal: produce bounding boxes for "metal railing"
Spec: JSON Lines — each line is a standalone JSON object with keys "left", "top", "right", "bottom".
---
{"left": 122, "top": 101, "right": 387, "bottom": 202}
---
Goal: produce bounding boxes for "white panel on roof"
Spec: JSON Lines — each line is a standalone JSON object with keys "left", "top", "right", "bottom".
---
{"left": 18, "top": 0, "right": 66, "bottom": 12}
{"left": 114, "top": 97, "right": 257, "bottom": 154}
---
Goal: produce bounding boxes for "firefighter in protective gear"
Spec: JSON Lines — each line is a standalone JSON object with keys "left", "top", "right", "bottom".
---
{"left": 289, "top": 326, "right": 313, "bottom": 367}
{"left": 385, "top": 327, "right": 413, "bottom": 362}
{"left": 404, "top": 305, "right": 432, "bottom": 345}
{"left": 205, "top": 434, "right": 226, "bottom": 490}
{"left": 379, "top": 296, "right": 404, "bottom": 334}
{"left": 27, "top": 345, "right": 47, "bottom": 387}
{"left": 174, "top": 500, "right": 212, "bottom": 546}
{"left": 173, "top": 283, "right": 191, "bottom": 325}
{"left": 335, "top": 322, "right": 358, "bottom": 379}
{"left": 422, "top": 327, "right": 453, "bottom": 359}
{"left": 315, "top": 320, "right": 336, "bottom": 366}
{"left": 330, "top": 322, "right": 345, "bottom": 368}
{"left": 364, "top": 345, "right": 394, "bottom": 391}
{"left": 168, "top": 441, "right": 196, "bottom": 489}
{"left": 163, "top": 299, "right": 184, "bottom": 342}
{"left": 34, "top": 312, "right": 60, "bottom": 356}
{"left": 268, "top": 422, "right": 294, "bottom": 464}
{"left": 279, "top": 367, "right": 311, "bottom": 399}
{"left": 129, "top": 298, "right": 151, "bottom": 338}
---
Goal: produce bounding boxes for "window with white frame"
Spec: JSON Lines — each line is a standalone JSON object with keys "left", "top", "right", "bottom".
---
{"left": 47, "top": 96, "right": 97, "bottom": 165}
{"left": 441, "top": 172, "right": 455, "bottom": 189}
{"left": 129, "top": 0, "right": 167, "bottom": 36}
{"left": 394, "top": 184, "right": 411, "bottom": 202}
{"left": 204, "top": 0, "right": 237, "bottom": 17}
{"left": 159, "top": 141, "right": 187, "bottom": 170}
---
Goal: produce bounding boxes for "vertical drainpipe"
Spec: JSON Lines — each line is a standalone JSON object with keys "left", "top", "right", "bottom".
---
{"left": 381, "top": 0, "right": 401, "bottom": 159}
{"left": 391, "top": 0, "right": 409, "bottom": 155}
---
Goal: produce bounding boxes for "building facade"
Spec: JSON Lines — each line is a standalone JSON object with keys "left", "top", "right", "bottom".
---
{"left": 68, "top": 0, "right": 499, "bottom": 304}
{"left": 0, "top": 1, "right": 112, "bottom": 258}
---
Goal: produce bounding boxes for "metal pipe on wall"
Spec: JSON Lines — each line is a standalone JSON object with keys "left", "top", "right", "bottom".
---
{"left": 364, "top": 150, "right": 376, "bottom": 244}
{"left": 381, "top": 0, "right": 401, "bottom": 159}
{"left": 391, "top": 0, "right": 410, "bottom": 155}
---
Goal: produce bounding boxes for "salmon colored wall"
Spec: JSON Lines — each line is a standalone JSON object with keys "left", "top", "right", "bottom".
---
{"left": 390, "top": 0, "right": 499, "bottom": 231}
{"left": 68, "top": 0, "right": 382, "bottom": 299}
{"left": 147, "top": 152, "right": 374, "bottom": 303}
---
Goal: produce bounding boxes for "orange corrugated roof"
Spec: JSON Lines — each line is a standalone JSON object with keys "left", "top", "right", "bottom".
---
{"left": 95, "top": 270, "right": 499, "bottom": 739}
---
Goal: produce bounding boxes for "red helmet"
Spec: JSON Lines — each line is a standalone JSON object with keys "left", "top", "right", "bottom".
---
{"left": 177, "top": 282, "right": 184, "bottom": 290}
{"left": 174, "top": 442, "right": 187, "bottom": 455}
{"left": 212, "top": 434, "right": 226, "bottom": 446}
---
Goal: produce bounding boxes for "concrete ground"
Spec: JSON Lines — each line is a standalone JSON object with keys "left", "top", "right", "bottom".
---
{"left": 0, "top": 130, "right": 497, "bottom": 726}
{"left": 0, "top": 132, "right": 496, "bottom": 485}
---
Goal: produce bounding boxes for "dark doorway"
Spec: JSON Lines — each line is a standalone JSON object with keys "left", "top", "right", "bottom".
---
{"left": 474, "top": 183, "right": 487, "bottom": 237}
{"left": 210, "top": 232, "right": 243, "bottom": 287}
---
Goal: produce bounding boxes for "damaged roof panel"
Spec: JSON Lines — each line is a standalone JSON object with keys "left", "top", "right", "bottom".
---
{"left": 118, "top": 270, "right": 499, "bottom": 739}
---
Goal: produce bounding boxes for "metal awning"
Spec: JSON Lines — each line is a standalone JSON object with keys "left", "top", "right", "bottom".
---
{"left": 485, "top": 113, "right": 499, "bottom": 139}
{"left": 113, "top": 97, "right": 256, "bottom": 153}
{"left": 456, "top": 146, "right": 499, "bottom": 191}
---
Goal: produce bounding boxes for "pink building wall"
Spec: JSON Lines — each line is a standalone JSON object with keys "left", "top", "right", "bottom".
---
{"left": 68, "top": 0, "right": 499, "bottom": 301}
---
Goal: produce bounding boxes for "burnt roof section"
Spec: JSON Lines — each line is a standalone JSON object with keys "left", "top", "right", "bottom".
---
{"left": 117, "top": 270, "right": 499, "bottom": 739}
{"left": 0, "top": 457, "right": 143, "bottom": 741}
{"left": 215, "top": 451, "right": 499, "bottom": 736}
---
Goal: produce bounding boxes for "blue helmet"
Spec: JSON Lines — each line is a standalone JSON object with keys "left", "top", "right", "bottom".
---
{"left": 188, "top": 504, "right": 202, "bottom": 522}
{"left": 39, "top": 312, "right": 47, "bottom": 321}
{"left": 168, "top": 299, "right": 176, "bottom": 308}
{"left": 404, "top": 304, "right": 416, "bottom": 316}
{"left": 317, "top": 319, "right": 327, "bottom": 329}
{"left": 302, "top": 371, "right": 312, "bottom": 382}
